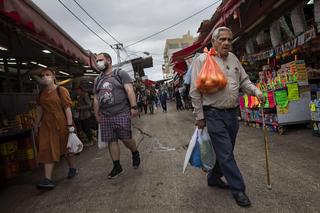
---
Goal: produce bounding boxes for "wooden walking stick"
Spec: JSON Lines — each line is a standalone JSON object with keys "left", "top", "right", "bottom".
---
{"left": 261, "top": 105, "right": 272, "bottom": 190}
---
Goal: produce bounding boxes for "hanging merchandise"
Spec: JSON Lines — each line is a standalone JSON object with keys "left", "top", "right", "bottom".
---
{"left": 275, "top": 90, "right": 289, "bottom": 109}
{"left": 270, "top": 20, "right": 282, "bottom": 48}
{"left": 244, "top": 95, "right": 249, "bottom": 108}
{"left": 239, "top": 96, "right": 245, "bottom": 110}
{"left": 290, "top": 5, "right": 307, "bottom": 36}
{"left": 287, "top": 83, "right": 300, "bottom": 101}
{"left": 240, "top": 59, "right": 311, "bottom": 135}
{"left": 248, "top": 95, "right": 253, "bottom": 108}
{"left": 289, "top": 60, "right": 308, "bottom": 84}
{"left": 263, "top": 92, "right": 270, "bottom": 108}
{"left": 245, "top": 27, "right": 316, "bottom": 62}
{"left": 268, "top": 91, "right": 276, "bottom": 108}
{"left": 310, "top": 99, "right": 320, "bottom": 136}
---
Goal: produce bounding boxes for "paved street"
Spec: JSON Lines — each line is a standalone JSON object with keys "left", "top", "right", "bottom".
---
{"left": 1, "top": 102, "right": 320, "bottom": 213}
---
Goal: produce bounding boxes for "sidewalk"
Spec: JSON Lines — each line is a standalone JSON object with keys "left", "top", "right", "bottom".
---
{"left": 1, "top": 104, "right": 319, "bottom": 213}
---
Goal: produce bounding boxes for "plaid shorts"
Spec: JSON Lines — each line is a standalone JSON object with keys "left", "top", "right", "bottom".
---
{"left": 100, "top": 111, "right": 132, "bottom": 143}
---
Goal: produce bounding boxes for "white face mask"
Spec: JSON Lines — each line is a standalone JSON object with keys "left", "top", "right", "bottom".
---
{"left": 96, "top": 61, "right": 107, "bottom": 71}
{"left": 41, "top": 76, "right": 54, "bottom": 85}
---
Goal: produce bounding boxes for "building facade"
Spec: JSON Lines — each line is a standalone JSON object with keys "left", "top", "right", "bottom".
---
{"left": 163, "top": 31, "right": 195, "bottom": 79}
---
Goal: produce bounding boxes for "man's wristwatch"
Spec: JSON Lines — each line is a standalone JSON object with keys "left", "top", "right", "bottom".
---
{"left": 131, "top": 106, "right": 137, "bottom": 110}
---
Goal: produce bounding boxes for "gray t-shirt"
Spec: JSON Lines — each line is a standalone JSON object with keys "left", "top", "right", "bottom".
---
{"left": 93, "top": 69, "right": 132, "bottom": 116}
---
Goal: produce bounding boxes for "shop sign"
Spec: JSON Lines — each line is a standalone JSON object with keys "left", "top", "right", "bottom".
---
{"left": 275, "top": 27, "right": 316, "bottom": 54}
{"left": 245, "top": 27, "right": 316, "bottom": 62}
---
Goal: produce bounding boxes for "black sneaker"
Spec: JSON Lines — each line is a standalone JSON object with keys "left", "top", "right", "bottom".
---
{"left": 132, "top": 151, "right": 141, "bottom": 169}
{"left": 108, "top": 165, "right": 123, "bottom": 179}
{"left": 37, "top": 178, "right": 56, "bottom": 189}
{"left": 67, "top": 168, "right": 78, "bottom": 179}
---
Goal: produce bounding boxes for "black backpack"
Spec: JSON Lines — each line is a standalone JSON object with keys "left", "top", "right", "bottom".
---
{"left": 94, "top": 69, "right": 123, "bottom": 93}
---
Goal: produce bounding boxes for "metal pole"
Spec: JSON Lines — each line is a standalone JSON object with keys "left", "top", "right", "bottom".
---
{"left": 17, "top": 60, "right": 23, "bottom": 92}
{"left": 261, "top": 106, "right": 272, "bottom": 190}
{"left": 112, "top": 43, "right": 123, "bottom": 64}
{"left": 116, "top": 47, "right": 120, "bottom": 64}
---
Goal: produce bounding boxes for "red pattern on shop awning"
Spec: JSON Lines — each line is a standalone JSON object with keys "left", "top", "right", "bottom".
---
{"left": 202, "top": 0, "right": 245, "bottom": 45}
{"left": 0, "top": 0, "right": 94, "bottom": 66}
{"left": 173, "top": 60, "right": 187, "bottom": 75}
{"left": 143, "top": 79, "right": 156, "bottom": 87}
{"left": 171, "top": 42, "right": 203, "bottom": 63}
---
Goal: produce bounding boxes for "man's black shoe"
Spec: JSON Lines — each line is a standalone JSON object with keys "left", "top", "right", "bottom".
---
{"left": 233, "top": 192, "right": 251, "bottom": 207}
{"left": 132, "top": 151, "right": 141, "bottom": 169}
{"left": 108, "top": 165, "right": 123, "bottom": 179}
{"left": 207, "top": 178, "right": 230, "bottom": 189}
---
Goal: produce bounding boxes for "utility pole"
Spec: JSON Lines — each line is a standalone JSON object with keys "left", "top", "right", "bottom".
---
{"left": 111, "top": 43, "right": 123, "bottom": 64}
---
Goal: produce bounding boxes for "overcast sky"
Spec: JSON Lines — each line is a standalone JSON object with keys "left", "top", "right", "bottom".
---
{"left": 32, "top": 0, "right": 221, "bottom": 80}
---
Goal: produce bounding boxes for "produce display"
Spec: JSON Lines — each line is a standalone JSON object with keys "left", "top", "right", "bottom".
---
{"left": 0, "top": 102, "right": 38, "bottom": 183}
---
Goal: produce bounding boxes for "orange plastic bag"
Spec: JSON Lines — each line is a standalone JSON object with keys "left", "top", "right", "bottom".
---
{"left": 196, "top": 48, "right": 227, "bottom": 93}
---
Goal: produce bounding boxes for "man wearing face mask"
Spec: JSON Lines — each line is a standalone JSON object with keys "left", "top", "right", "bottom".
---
{"left": 93, "top": 52, "right": 140, "bottom": 179}
{"left": 190, "top": 27, "right": 265, "bottom": 207}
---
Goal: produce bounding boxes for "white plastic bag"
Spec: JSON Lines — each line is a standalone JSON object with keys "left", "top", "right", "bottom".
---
{"left": 198, "top": 128, "right": 216, "bottom": 171}
{"left": 98, "top": 125, "right": 107, "bottom": 149}
{"left": 183, "top": 128, "right": 198, "bottom": 173}
{"left": 183, "top": 128, "right": 216, "bottom": 173}
{"left": 67, "top": 133, "right": 83, "bottom": 154}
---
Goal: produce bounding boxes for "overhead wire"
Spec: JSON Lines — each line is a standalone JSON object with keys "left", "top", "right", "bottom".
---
{"left": 126, "top": 49, "right": 164, "bottom": 56}
{"left": 72, "top": 0, "right": 133, "bottom": 61}
{"left": 124, "top": 0, "right": 221, "bottom": 48}
{"left": 58, "top": 0, "right": 221, "bottom": 62}
{"left": 57, "top": 0, "right": 115, "bottom": 51}
{"left": 72, "top": 0, "right": 122, "bottom": 44}
{"left": 72, "top": 0, "right": 163, "bottom": 60}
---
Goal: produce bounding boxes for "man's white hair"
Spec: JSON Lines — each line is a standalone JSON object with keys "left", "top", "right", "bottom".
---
{"left": 211, "top": 26, "right": 233, "bottom": 41}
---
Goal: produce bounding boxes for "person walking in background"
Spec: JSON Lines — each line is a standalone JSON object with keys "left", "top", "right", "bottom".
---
{"left": 136, "top": 90, "right": 144, "bottom": 115}
{"left": 174, "top": 87, "right": 183, "bottom": 110}
{"left": 160, "top": 89, "right": 168, "bottom": 112}
{"left": 155, "top": 89, "right": 161, "bottom": 108}
{"left": 190, "top": 27, "right": 265, "bottom": 207}
{"left": 143, "top": 90, "right": 148, "bottom": 114}
{"left": 179, "top": 86, "right": 186, "bottom": 110}
{"left": 75, "top": 86, "right": 95, "bottom": 146}
{"left": 146, "top": 89, "right": 155, "bottom": 114}
{"left": 93, "top": 52, "right": 141, "bottom": 179}
{"left": 34, "top": 67, "right": 77, "bottom": 189}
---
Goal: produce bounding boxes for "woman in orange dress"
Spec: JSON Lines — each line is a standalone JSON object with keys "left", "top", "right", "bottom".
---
{"left": 34, "top": 67, "right": 77, "bottom": 189}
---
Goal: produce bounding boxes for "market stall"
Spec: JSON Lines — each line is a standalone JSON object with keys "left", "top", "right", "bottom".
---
{"left": 240, "top": 60, "right": 313, "bottom": 134}
{"left": 0, "top": 0, "right": 94, "bottom": 183}
{"left": 232, "top": 0, "right": 320, "bottom": 135}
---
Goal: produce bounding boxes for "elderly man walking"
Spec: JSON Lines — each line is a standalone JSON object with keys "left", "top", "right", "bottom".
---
{"left": 190, "top": 27, "right": 264, "bottom": 207}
